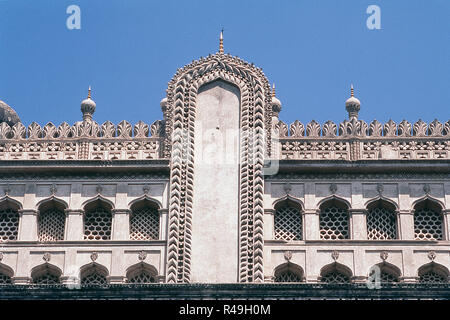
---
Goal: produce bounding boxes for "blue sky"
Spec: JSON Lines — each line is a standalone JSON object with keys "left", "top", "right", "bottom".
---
{"left": 0, "top": 0, "right": 449, "bottom": 127}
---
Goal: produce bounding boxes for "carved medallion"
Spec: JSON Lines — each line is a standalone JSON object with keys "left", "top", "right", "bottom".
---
{"left": 43, "top": 252, "right": 51, "bottom": 262}
{"left": 380, "top": 251, "right": 388, "bottom": 261}
{"left": 284, "top": 251, "right": 292, "bottom": 261}
{"left": 138, "top": 251, "right": 147, "bottom": 261}
{"left": 331, "top": 250, "right": 339, "bottom": 261}
{"left": 427, "top": 251, "right": 436, "bottom": 261}
{"left": 329, "top": 183, "right": 338, "bottom": 194}
{"left": 283, "top": 182, "right": 292, "bottom": 195}
{"left": 90, "top": 252, "right": 98, "bottom": 262}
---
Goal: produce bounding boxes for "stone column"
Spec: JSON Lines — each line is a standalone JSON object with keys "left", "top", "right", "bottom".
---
{"left": 443, "top": 209, "right": 450, "bottom": 241}
{"left": 17, "top": 209, "right": 38, "bottom": 241}
{"left": 65, "top": 209, "right": 84, "bottom": 241}
{"left": 111, "top": 209, "right": 130, "bottom": 240}
{"left": 303, "top": 209, "right": 320, "bottom": 240}
{"left": 158, "top": 208, "right": 169, "bottom": 240}
{"left": 398, "top": 210, "right": 415, "bottom": 240}
{"left": 350, "top": 209, "right": 367, "bottom": 240}
{"left": 263, "top": 209, "right": 275, "bottom": 240}
{"left": 11, "top": 249, "right": 31, "bottom": 284}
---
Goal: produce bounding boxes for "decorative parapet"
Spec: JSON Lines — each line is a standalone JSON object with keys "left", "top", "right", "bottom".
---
{"left": 278, "top": 119, "right": 450, "bottom": 161}
{"left": 0, "top": 120, "right": 166, "bottom": 160}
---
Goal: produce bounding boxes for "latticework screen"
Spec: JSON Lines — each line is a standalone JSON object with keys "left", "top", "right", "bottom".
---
{"left": 38, "top": 209, "right": 65, "bottom": 242}
{"left": 321, "top": 271, "right": 351, "bottom": 284}
{"left": 0, "top": 273, "right": 12, "bottom": 284}
{"left": 33, "top": 273, "right": 60, "bottom": 285}
{"left": 319, "top": 206, "right": 349, "bottom": 240}
{"left": 419, "top": 271, "right": 448, "bottom": 284}
{"left": 128, "top": 271, "right": 156, "bottom": 284}
{"left": 274, "top": 271, "right": 302, "bottom": 283}
{"left": 274, "top": 206, "right": 302, "bottom": 241}
{"left": 84, "top": 208, "right": 112, "bottom": 240}
{"left": 130, "top": 207, "right": 159, "bottom": 240}
{"left": 0, "top": 208, "right": 19, "bottom": 242}
{"left": 414, "top": 208, "right": 443, "bottom": 240}
{"left": 367, "top": 207, "right": 397, "bottom": 240}
{"left": 81, "top": 271, "right": 107, "bottom": 285}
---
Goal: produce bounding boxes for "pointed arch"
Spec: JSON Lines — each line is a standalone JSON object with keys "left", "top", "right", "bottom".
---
{"left": 413, "top": 198, "right": 444, "bottom": 240}
{"left": 126, "top": 261, "right": 158, "bottom": 284}
{"left": 369, "top": 261, "right": 401, "bottom": 283}
{"left": 273, "top": 197, "right": 303, "bottom": 241}
{"left": 164, "top": 53, "right": 271, "bottom": 283}
{"left": 318, "top": 195, "right": 351, "bottom": 210}
{"left": 319, "top": 197, "right": 350, "bottom": 240}
{"left": 0, "top": 262, "right": 13, "bottom": 284}
{"left": 418, "top": 262, "right": 449, "bottom": 284}
{"left": 273, "top": 262, "right": 304, "bottom": 283}
{"left": 80, "top": 262, "right": 109, "bottom": 285}
{"left": 0, "top": 198, "right": 20, "bottom": 242}
{"left": 31, "top": 263, "right": 62, "bottom": 284}
{"left": 129, "top": 198, "right": 160, "bottom": 241}
{"left": 366, "top": 199, "right": 398, "bottom": 240}
{"left": 0, "top": 196, "right": 22, "bottom": 211}
{"left": 35, "top": 196, "right": 68, "bottom": 211}
{"left": 272, "top": 195, "right": 304, "bottom": 211}
{"left": 319, "top": 262, "right": 353, "bottom": 284}
{"left": 128, "top": 195, "right": 162, "bottom": 210}
{"left": 82, "top": 195, "right": 115, "bottom": 211}
{"left": 411, "top": 195, "right": 444, "bottom": 211}
{"left": 83, "top": 198, "right": 113, "bottom": 241}
{"left": 37, "top": 198, "right": 66, "bottom": 242}
{"left": 365, "top": 197, "right": 398, "bottom": 211}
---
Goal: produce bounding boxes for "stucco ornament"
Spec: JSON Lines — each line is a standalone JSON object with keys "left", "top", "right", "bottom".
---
{"left": 50, "top": 184, "right": 57, "bottom": 195}
{"left": 96, "top": 184, "right": 103, "bottom": 195}
{"left": 90, "top": 252, "right": 98, "bottom": 262}
{"left": 331, "top": 250, "right": 339, "bottom": 261}
{"left": 380, "top": 251, "right": 388, "bottom": 261}
{"left": 283, "top": 251, "right": 292, "bottom": 261}
{"left": 43, "top": 252, "right": 51, "bottom": 262}
{"left": 143, "top": 185, "right": 150, "bottom": 195}
{"left": 329, "top": 183, "right": 338, "bottom": 194}
{"left": 283, "top": 182, "right": 292, "bottom": 195}
{"left": 376, "top": 184, "right": 384, "bottom": 195}
{"left": 427, "top": 251, "right": 436, "bottom": 261}
{"left": 138, "top": 251, "right": 147, "bottom": 261}
{"left": 423, "top": 184, "right": 431, "bottom": 195}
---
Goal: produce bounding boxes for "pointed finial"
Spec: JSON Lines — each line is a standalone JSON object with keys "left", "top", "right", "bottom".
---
{"left": 87, "top": 86, "right": 92, "bottom": 99}
{"left": 219, "top": 29, "right": 224, "bottom": 54}
{"left": 272, "top": 83, "right": 276, "bottom": 98}
{"left": 350, "top": 84, "right": 354, "bottom": 97}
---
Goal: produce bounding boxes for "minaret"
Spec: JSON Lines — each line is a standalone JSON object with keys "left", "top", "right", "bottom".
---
{"left": 271, "top": 83, "right": 282, "bottom": 116}
{"left": 345, "top": 84, "right": 361, "bottom": 120}
{"left": 219, "top": 29, "right": 224, "bottom": 54}
{"left": 81, "top": 86, "right": 96, "bottom": 122}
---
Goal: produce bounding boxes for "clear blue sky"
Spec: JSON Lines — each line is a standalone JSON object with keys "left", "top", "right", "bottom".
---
{"left": 0, "top": 0, "right": 449, "bottom": 127}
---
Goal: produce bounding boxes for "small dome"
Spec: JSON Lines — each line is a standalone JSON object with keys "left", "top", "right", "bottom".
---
{"left": 81, "top": 97, "right": 96, "bottom": 114}
{"left": 0, "top": 100, "right": 21, "bottom": 126}
{"left": 271, "top": 96, "right": 282, "bottom": 113}
{"left": 345, "top": 96, "right": 360, "bottom": 107}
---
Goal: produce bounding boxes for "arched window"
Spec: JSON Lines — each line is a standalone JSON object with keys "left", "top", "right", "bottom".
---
{"left": 83, "top": 199, "right": 112, "bottom": 241}
{"left": 31, "top": 264, "right": 61, "bottom": 285}
{"left": 319, "top": 199, "right": 349, "bottom": 240}
{"left": 126, "top": 262, "right": 158, "bottom": 284}
{"left": 80, "top": 264, "right": 108, "bottom": 285}
{"left": 413, "top": 199, "right": 444, "bottom": 240}
{"left": 320, "top": 263, "right": 352, "bottom": 284}
{"left": 366, "top": 200, "right": 397, "bottom": 240}
{"left": 38, "top": 200, "right": 66, "bottom": 242}
{"left": 129, "top": 199, "right": 160, "bottom": 240}
{"left": 418, "top": 263, "right": 449, "bottom": 284}
{"left": 274, "top": 263, "right": 303, "bottom": 283}
{"left": 274, "top": 200, "right": 302, "bottom": 241}
{"left": 0, "top": 200, "right": 20, "bottom": 242}
{"left": 369, "top": 262, "right": 401, "bottom": 283}
{"left": 0, "top": 265, "right": 13, "bottom": 284}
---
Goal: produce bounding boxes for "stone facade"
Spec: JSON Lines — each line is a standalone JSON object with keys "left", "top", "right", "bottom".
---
{"left": 0, "top": 47, "right": 449, "bottom": 298}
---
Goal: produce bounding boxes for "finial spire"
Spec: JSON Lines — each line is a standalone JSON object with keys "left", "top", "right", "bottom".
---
{"left": 87, "top": 86, "right": 92, "bottom": 99}
{"left": 219, "top": 29, "right": 224, "bottom": 54}
{"left": 350, "top": 84, "right": 354, "bottom": 97}
{"left": 272, "top": 83, "right": 276, "bottom": 98}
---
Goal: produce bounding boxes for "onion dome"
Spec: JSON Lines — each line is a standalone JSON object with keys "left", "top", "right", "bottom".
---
{"left": 160, "top": 97, "right": 168, "bottom": 112}
{"left": 345, "top": 84, "right": 360, "bottom": 119}
{"left": 81, "top": 86, "right": 96, "bottom": 121}
{"left": 0, "top": 99, "right": 21, "bottom": 126}
{"left": 271, "top": 84, "right": 282, "bottom": 115}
